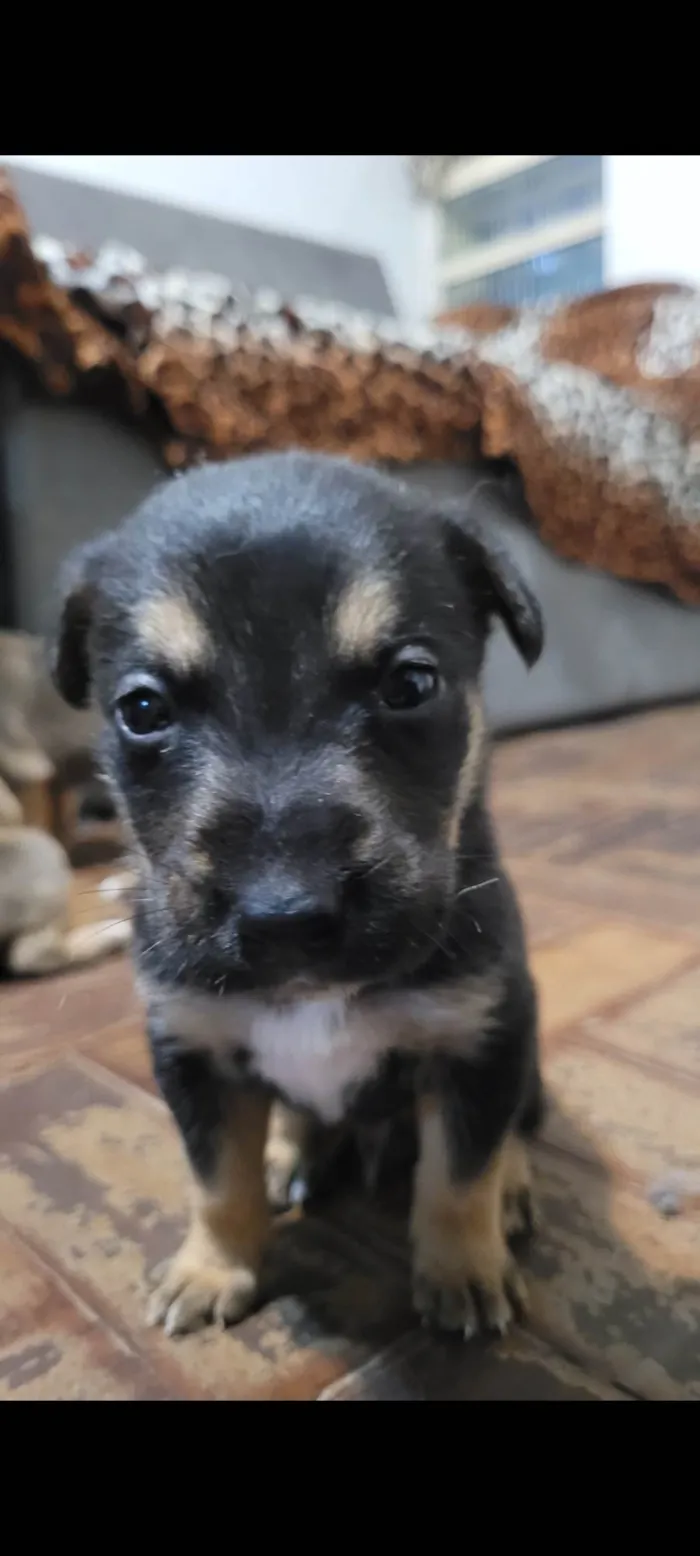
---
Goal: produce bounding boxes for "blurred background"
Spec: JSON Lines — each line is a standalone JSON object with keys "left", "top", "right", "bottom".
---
{"left": 3, "top": 151, "right": 700, "bottom": 804}
{"left": 5, "top": 153, "right": 700, "bottom": 317}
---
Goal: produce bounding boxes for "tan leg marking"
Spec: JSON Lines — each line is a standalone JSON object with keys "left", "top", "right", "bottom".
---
{"left": 502, "top": 1133, "right": 539, "bottom": 1242}
{"left": 148, "top": 1090, "right": 271, "bottom": 1336}
{"left": 265, "top": 1102, "right": 311, "bottom": 1211}
{"left": 411, "top": 1098, "right": 528, "bottom": 1338}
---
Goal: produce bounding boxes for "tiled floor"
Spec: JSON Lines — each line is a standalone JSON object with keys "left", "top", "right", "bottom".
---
{"left": 2, "top": 703, "right": 700, "bottom": 1399}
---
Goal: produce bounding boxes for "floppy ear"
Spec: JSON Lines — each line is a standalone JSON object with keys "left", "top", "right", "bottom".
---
{"left": 51, "top": 536, "right": 107, "bottom": 709}
{"left": 444, "top": 508, "right": 544, "bottom": 669}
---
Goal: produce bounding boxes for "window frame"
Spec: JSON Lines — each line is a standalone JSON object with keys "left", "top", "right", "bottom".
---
{"left": 436, "top": 155, "right": 605, "bottom": 308}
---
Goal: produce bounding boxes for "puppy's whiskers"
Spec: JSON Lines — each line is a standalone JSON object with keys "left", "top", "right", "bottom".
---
{"left": 456, "top": 876, "right": 499, "bottom": 898}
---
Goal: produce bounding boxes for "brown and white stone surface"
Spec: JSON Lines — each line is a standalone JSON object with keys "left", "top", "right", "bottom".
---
{"left": 1, "top": 703, "right": 699, "bottom": 1400}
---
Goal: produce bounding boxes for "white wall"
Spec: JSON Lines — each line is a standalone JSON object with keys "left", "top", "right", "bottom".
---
{"left": 4, "top": 154, "right": 437, "bottom": 321}
{"left": 605, "top": 155, "right": 700, "bottom": 287}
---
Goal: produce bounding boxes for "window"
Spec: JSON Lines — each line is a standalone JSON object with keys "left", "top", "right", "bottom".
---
{"left": 438, "top": 155, "right": 604, "bottom": 310}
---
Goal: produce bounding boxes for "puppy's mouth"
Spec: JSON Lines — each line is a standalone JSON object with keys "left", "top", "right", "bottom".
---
{"left": 188, "top": 896, "right": 449, "bottom": 995}
{"left": 135, "top": 855, "right": 456, "bottom": 996}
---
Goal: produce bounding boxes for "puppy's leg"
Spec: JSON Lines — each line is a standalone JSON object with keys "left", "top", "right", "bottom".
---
{"left": 63, "top": 918, "right": 132, "bottom": 965}
{"left": 411, "top": 1029, "right": 539, "bottom": 1338}
{"left": 148, "top": 1040, "right": 270, "bottom": 1336}
{"left": 8, "top": 917, "right": 131, "bottom": 976}
{"left": 265, "top": 1102, "right": 310, "bottom": 1211}
{"left": 502, "top": 1133, "right": 539, "bottom": 1243}
{"left": 264, "top": 1104, "right": 350, "bottom": 1210}
{"left": 411, "top": 1099, "right": 527, "bottom": 1338}
{"left": 8, "top": 924, "right": 68, "bottom": 976}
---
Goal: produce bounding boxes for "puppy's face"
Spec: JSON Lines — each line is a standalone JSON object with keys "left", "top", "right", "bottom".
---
{"left": 53, "top": 454, "right": 542, "bottom": 995}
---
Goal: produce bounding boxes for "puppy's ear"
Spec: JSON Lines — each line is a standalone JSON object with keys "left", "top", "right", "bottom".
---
{"left": 445, "top": 508, "right": 544, "bottom": 669}
{"left": 51, "top": 536, "right": 108, "bottom": 709}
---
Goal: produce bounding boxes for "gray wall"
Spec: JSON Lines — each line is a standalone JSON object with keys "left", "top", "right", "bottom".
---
{"left": 3, "top": 391, "right": 162, "bottom": 636}
{"left": 7, "top": 162, "right": 396, "bottom": 315}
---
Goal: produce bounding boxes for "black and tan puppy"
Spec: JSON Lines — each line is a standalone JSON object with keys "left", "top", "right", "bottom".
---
{"left": 52, "top": 452, "right": 544, "bottom": 1341}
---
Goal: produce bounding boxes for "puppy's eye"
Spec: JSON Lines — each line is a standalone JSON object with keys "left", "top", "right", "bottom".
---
{"left": 380, "top": 659, "right": 439, "bottom": 712}
{"left": 116, "top": 683, "right": 173, "bottom": 741}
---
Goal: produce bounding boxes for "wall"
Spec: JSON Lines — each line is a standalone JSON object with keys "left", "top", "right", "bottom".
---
{"left": 605, "top": 155, "right": 700, "bottom": 287}
{"left": 3, "top": 154, "right": 437, "bottom": 321}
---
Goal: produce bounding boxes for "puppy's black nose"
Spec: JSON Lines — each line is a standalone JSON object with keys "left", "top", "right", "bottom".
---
{"left": 237, "top": 882, "right": 341, "bottom": 957}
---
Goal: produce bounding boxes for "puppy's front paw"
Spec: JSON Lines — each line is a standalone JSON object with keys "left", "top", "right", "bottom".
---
{"left": 147, "top": 1250, "right": 258, "bottom": 1337}
{"left": 411, "top": 1230, "right": 528, "bottom": 1340}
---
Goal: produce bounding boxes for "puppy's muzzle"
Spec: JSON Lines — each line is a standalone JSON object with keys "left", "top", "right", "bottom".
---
{"left": 236, "top": 876, "right": 343, "bottom": 967}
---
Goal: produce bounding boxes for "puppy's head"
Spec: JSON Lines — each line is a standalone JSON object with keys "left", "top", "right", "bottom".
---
{"left": 52, "top": 453, "right": 542, "bottom": 995}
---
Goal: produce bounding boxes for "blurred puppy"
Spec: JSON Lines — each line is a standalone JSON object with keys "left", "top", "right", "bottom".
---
{"left": 0, "top": 774, "right": 130, "bottom": 975}
{"left": 52, "top": 452, "right": 544, "bottom": 1339}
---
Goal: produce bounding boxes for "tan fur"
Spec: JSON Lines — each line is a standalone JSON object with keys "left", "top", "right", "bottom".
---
{"left": 0, "top": 628, "right": 101, "bottom": 784}
{"left": 0, "top": 821, "right": 131, "bottom": 975}
{"left": 136, "top": 594, "right": 213, "bottom": 674}
{"left": 502, "top": 1133, "right": 538, "bottom": 1239}
{"left": 351, "top": 776, "right": 425, "bottom": 889}
{"left": 8, "top": 916, "right": 131, "bottom": 976}
{"left": 147, "top": 969, "right": 505, "bottom": 1097}
{"left": 332, "top": 574, "right": 399, "bottom": 660}
{"left": 411, "top": 1100, "right": 528, "bottom": 1335}
{"left": 502, "top": 1133, "right": 531, "bottom": 1201}
{"left": 265, "top": 1102, "right": 310, "bottom": 1210}
{"left": 188, "top": 849, "right": 213, "bottom": 877}
{"left": 98, "top": 867, "right": 138, "bottom": 903}
{"left": 446, "top": 689, "right": 487, "bottom": 851}
{"left": 147, "top": 1090, "right": 271, "bottom": 1335}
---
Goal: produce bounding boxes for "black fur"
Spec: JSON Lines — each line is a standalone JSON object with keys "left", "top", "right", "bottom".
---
{"left": 53, "top": 452, "right": 544, "bottom": 1234}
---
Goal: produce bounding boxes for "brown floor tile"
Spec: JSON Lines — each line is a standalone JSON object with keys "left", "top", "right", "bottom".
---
{"left": 581, "top": 964, "right": 700, "bottom": 1080}
{"left": 0, "top": 1060, "right": 410, "bottom": 1399}
{"left": 526, "top": 1148, "right": 700, "bottom": 1401}
{"left": 543, "top": 1045, "right": 700, "bottom": 1185}
{"left": 3, "top": 701, "right": 700, "bottom": 1399}
{"left": 517, "top": 887, "right": 599, "bottom": 948}
{"left": 319, "top": 1328, "right": 629, "bottom": 1401}
{"left": 516, "top": 858, "right": 700, "bottom": 940}
{"left": 68, "top": 865, "right": 126, "bottom": 930}
{"left": 0, "top": 956, "right": 137, "bottom": 1077}
{"left": 0, "top": 1228, "right": 172, "bottom": 1400}
{"left": 531, "top": 923, "right": 696, "bottom": 1040}
{"left": 81, "top": 1018, "right": 158, "bottom": 1096}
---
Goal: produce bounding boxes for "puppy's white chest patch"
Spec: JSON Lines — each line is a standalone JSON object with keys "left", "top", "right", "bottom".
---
{"left": 247, "top": 997, "right": 382, "bottom": 1121}
{"left": 153, "top": 986, "right": 389, "bottom": 1123}
{"left": 148, "top": 972, "right": 499, "bottom": 1125}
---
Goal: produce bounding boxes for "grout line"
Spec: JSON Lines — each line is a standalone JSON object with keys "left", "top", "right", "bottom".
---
{"left": 539, "top": 943, "right": 700, "bottom": 1046}
{"left": 555, "top": 1028, "right": 700, "bottom": 1099}
{"left": 70, "top": 1049, "right": 168, "bottom": 1116}
{"left": 0, "top": 1208, "right": 200, "bottom": 1401}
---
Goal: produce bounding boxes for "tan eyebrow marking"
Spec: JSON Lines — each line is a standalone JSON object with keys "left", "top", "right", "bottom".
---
{"left": 135, "top": 594, "right": 213, "bottom": 674}
{"left": 332, "top": 574, "right": 399, "bottom": 660}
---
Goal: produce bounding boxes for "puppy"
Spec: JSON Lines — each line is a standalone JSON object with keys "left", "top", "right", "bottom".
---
{"left": 52, "top": 452, "right": 545, "bottom": 1340}
{"left": 0, "top": 774, "right": 130, "bottom": 976}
